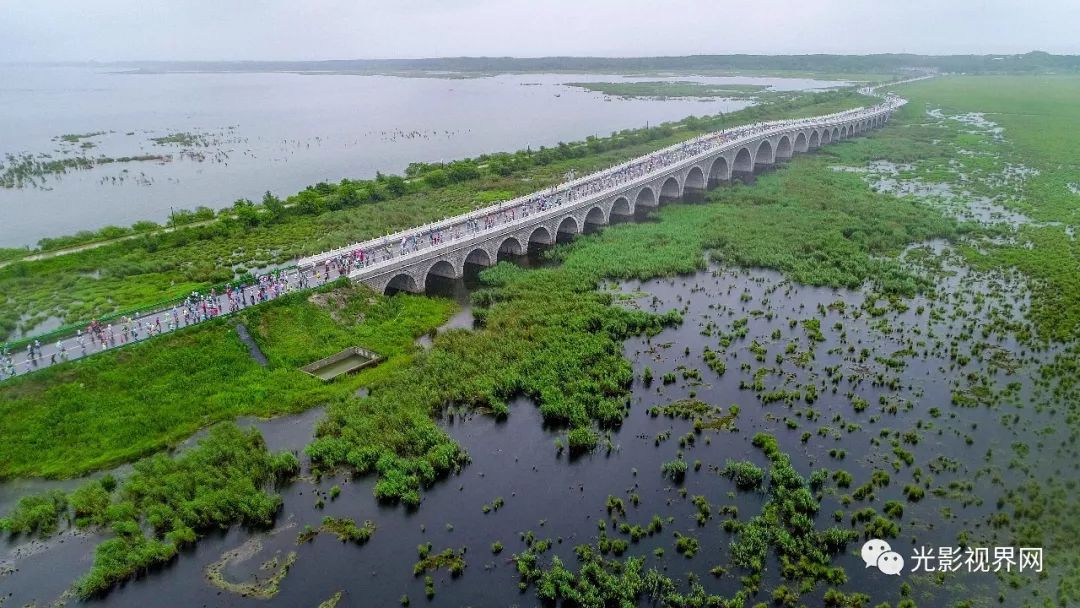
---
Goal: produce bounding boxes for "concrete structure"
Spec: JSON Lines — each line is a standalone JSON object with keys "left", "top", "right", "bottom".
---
{"left": 300, "top": 346, "right": 382, "bottom": 381}
{"left": 300, "top": 96, "right": 903, "bottom": 295}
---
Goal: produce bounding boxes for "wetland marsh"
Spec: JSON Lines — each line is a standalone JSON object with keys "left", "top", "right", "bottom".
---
{"left": 2, "top": 75, "right": 1079, "bottom": 607}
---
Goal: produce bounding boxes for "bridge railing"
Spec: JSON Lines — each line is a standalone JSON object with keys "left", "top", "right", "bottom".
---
{"left": 325, "top": 101, "right": 903, "bottom": 278}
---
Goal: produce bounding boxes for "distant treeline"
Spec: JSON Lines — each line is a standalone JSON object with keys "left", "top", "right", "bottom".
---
{"left": 104, "top": 51, "right": 1080, "bottom": 75}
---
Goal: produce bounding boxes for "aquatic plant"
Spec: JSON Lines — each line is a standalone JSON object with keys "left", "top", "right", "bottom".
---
{"left": 321, "top": 517, "right": 376, "bottom": 543}
{"left": 413, "top": 547, "right": 466, "bottom": 577}
{"left": 719, "top": 459, "right": 766, "bottom": 491}
{"left": 661, "top": 458, "right": 688, "bottom": 482}
{"left": 0, "top": 490, "right": 68, "bottom": 536}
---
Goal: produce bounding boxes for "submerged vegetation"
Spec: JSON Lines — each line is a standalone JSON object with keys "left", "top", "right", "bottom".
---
{"left": 515, "top": 435, "right": 857, "bottom": 607}
{"left": 0, "top": 151, "right": 169, "bottom": 190}
{"left": 567, "top": 81, "right": 770, "bottom": 99}
{"left": 205, "top": 539, "right": 297, "bottom": 600}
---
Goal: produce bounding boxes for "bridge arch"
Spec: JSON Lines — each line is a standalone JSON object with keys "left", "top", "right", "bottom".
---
{"left": 831, "top": 127, "right": 840, "bottom": 141}
{"left": 465, "top": 247, "right": 493, "bottom": 267}
{"left": 754, "top": 139, "right": 774, "bottom": 169}
{"left": 385, "top": 273, "right": 419, "bottom": 295}
{"left": 775, "top": 135, "right": 793, "bottom": 160}
{"left": 635, "top": 185, "right": 658, "bottom": 209}
{"left": 793, "top": 132, "right": 808, "bottom": 153}
{"left": 611, "top": 196, "right": 632, "bottom": 217}
{"left": 732, "top": 147, "right": 754, "bottom": 174}
{"left": 659, "top": 176, "right": 681, "bottom": 202}
{"left": 584, "top": 206, "right": 607, "bottom": 228}
{"left": 425, "top": 259, "right": 459, "bottom": 284}
{"left": 708, "top": 156, "right": 730, "bottom": 185}
{"left": 821, "top": 129, "right": 832, "bottom": 144}
{"left": 528, "top": 225, "right": 553, "bottom": 245}
{"left": 684, "top": 166, "right": 706, "bottom": 193}
{"left": 557, "top": 215, "right": 579, "bottom": 234}
{"left": 497, "top": 235, "right": 524, "bottom": 258}
{"left": 809, "top": 130, "right": 821, "bottom": 148}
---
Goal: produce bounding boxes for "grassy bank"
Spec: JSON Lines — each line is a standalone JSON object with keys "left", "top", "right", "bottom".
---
{"left": 0, "top": 281, "right": 454, "bottom": 478}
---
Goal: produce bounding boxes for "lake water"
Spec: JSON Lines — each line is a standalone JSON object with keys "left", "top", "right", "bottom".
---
{"left": 0, "top": 67, "right": 845, "bottom": 248}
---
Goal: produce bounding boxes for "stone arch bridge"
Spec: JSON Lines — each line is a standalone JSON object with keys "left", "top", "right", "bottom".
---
{"left": 307, "top": 103, "right": 900, "bottom": 294}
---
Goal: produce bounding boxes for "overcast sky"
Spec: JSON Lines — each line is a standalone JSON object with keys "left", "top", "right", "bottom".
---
{"left": 3, "top": 0, "right": 1077, "bottom": 62}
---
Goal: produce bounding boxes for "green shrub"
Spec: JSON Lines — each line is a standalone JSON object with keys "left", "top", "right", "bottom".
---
{"left": 720, "top": 459, "right": 766, "bottom": 490}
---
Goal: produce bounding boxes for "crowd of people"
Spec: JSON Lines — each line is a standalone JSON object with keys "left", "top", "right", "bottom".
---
{"left": 3, "top": 97, "right": 901, "bottom": 380}
{"left": 0, "top": 269, "right": 327, "bottom": 379}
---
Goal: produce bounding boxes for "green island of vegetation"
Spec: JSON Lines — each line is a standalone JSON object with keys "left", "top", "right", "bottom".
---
{"left": 57, "top": 132, "right": 107, "bottom": 144}
{"left": 150, "top": 131, "right": 210, "bottom": 147}
{"left": 567, "top": 80, "right": 770, "bottom": 99}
